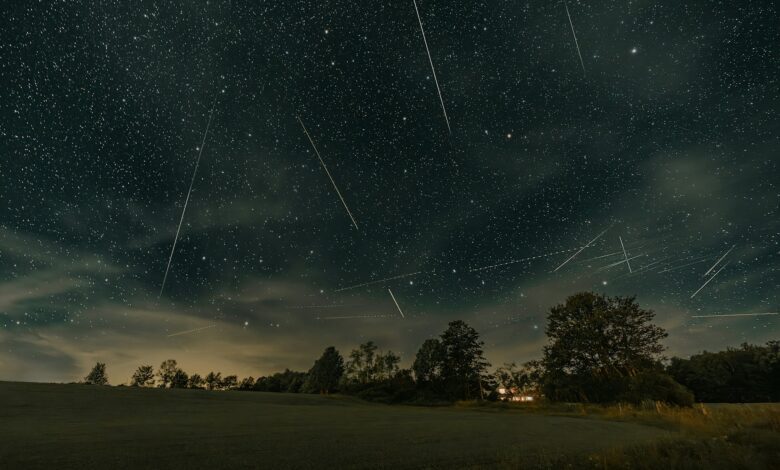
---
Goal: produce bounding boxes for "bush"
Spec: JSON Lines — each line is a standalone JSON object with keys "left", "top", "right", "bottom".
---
{"left": 622, "top": 371, "right": 694, "bottom": 407}
{"left": 542, "top": 369, "right": 693, "bottom": 406}
{"left": 346, "top": 372, "right": 418, "bottom": 404}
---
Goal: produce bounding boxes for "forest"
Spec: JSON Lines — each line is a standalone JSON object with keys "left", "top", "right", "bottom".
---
{"left": 83, "top": 292, "right": 780, "bottom": 405}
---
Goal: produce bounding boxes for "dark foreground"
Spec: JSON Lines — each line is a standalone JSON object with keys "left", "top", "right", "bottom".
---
{"left": 1, "top": 382, "right": 776, "bottom": 469}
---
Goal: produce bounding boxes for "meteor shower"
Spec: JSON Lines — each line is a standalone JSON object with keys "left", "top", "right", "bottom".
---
{"left": 1, "top": 1, "right": 778, "bottom": 468}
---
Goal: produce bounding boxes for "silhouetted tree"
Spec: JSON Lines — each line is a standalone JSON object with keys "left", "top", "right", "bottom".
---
{"left": 541, "top": 292, "right": 678, "bottom": 403}
{"left": 345, "top": 341, "right": 379, "bottom": 384}
{"left": 440, "top": 320, "right": 491, "bottom": 400}
{"left": 255, "top": 369, "right": 308, "bottom": 393}
{"left": 171, "top": 369, "right": 189, "bottom": 388}
{"left": 187, "top": 373, "right": 205, "bottom": 389}
{"left": 281, "top": 370, "right": 308, "bottom": 393}
{"left": 493, "top": 361, "right": 541, "bottom": 399}
{"left": 344, "top": 342, "right": 402, "bottom": 387}
{"left": 157, "top": 359, "right": 179, "bottom": 388}
{"left": 205, "top": 371, "right": 222, "bottom": 390}
{"left": 668, "top": 341, "right": 780, "bottom": 402}
{"left": 130, "top": 365, "right": 155, "bottom": 387}
{"left": 305, "top": 346, "right": 344, "bottom": 394}
{"left": 222, "top": 375, "right": 238, "bottom": 390}
{"left": 379, "top": 351, "right": 401, "bottom": 380}
{"left": 84, "top": 362, "right": 108, "bottom": 385}
{"left": 239, "top": 376, "right": 255, "bottom": 390}
{"left": 412, "top": 338, "right": 445, "bottom": 385}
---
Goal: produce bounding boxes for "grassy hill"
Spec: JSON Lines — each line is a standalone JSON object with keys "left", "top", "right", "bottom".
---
{"left": 0, "top": 381, "right": 678, "bottom": 469}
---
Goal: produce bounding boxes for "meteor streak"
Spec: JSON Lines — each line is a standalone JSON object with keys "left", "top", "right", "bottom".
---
{"left": 619, "top": 236, "right": 632, "bottom": 273}
{"left": 160, "top": 97, "right": 217, "bottom": 298}
{"left": 581, "top": 250, "right": 627, "bottom": 262}
{"left": 167, "top": 324, "right": 217, "bottom": 337}
{"left": 704, "top": 244, "right": 736, "bottom": 277}
{"left": 318, "top": 314, "right": 389, "bottom": 320}
{"left": 621, "top": 257, "right": 668, "bottom": 276}
{"left": 297, "top": 117, "right": 359, "bottom": 230}
{"left": 388, "top": 288, "right": 406, "bottom": 318}
{"left": 564, "top": 1, "right": 586, "bottom": 76}
{"left": 285, "top": 304, "right": 348, "bottom": 309}
{"left": 412, "top": 0, "right": 451, "bottom": 135}
{"left": 596, "top": 253, "right": 643, "bottom": 272}
{"left": 692, "top": 312, "right": 779, "bottom": 318}
{"left": 552, "top": 225, "right": 611, "bottom": 272}
{"left": 472, "top": 247, "right": 581, "bottom": 273}
{"left": 658, "top": 256, "right": 712, "bottom": 273}
{"left": 334, "top": 271, "right": 422, "bottom": 292}
{"left": 691, "top": 262, "right": 728, "bottom": 299}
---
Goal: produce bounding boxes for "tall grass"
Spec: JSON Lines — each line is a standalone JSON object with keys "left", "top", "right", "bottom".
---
{"left": 483, "top": 401, "right": 780, "bottom": 469}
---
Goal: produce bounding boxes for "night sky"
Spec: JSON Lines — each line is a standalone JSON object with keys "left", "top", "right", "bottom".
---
{"left": 1, "top": 1, "right": 778, "bottom": 383}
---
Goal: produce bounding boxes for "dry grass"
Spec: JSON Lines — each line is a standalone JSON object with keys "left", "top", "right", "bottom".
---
{"left": 477, "top": 401, "right": 780, "bottom": 469}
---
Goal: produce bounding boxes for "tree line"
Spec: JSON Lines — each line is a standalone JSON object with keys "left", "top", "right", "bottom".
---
{"left": 83, "top": 291, "right": 780, "bottom": 405}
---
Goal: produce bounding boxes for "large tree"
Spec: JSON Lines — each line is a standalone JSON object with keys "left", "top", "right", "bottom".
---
{"left": 379, "top": 351, "right": 401, "bottom": 380}
{"left": 239, "top": 376, "right": 255, "bottom": 390}
{"left": 84, "top": 362, "right": 108, "bottom": 385}
{"left": 221, "top": 375, "right": 238, "bottom": 390}
{"left": 157, "top": 359, "right": 179, "bottom": 388}
{"left": 306, "top": 346, "right": 344, "bottom": 394}
{"left": 412, "top": 338, "right": 445, "bottom": 385}
{"left": 187, "top": 373, "right": 205, "bottom": 389}
{"left": 542, "top": 292, "right": 668, "bottom": 402}
{"left": 345, "top": 341, "right": 379, "bottom": 385}
{"left": 439, "top": 320, "right": 491, "bottom": 400}
{"left": 205, "top": 371, "right": 222, "bottom": 390}
{"left": 130, "top": 365, "right": 155, "bottom": 387}
{"left": 345, "top": 342, "right": 401, "bottom": 386}
{"left": 171, "top": 369, "right": 189, "bottom": 388}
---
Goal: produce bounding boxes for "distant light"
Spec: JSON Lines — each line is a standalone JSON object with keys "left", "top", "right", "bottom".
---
{"left": 631, "top": 47, "right": 637, "bottom": 54}
{"left": 506, "top": 133, "right": 512, "bottom": 139}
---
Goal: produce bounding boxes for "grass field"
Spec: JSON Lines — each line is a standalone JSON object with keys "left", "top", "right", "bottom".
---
{"left": 0, "top": 382, "right": 777, "bottom": 469}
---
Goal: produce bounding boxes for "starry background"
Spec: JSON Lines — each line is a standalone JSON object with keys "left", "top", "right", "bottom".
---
{"left": 1, "top": 0, "right": 778, "bottom": 383}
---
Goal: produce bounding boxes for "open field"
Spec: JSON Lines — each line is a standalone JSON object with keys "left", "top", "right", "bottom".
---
{"left": 1, "top": 382, "right": 778, "bottom": 469}
{"left": 0, "top": 381, "right": 677, "bottom": 469}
